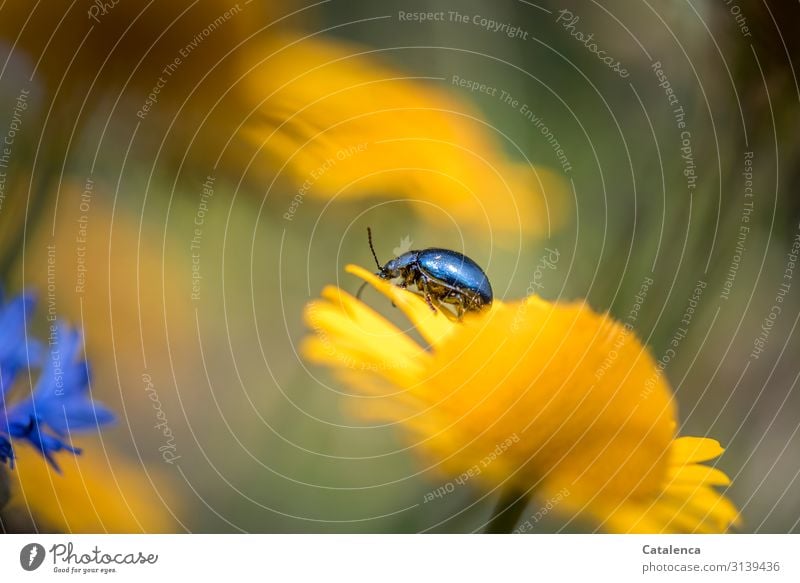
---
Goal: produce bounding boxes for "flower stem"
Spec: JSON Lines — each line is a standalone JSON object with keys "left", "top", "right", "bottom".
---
{"left": 485, "top": 489, "right": 530, "bottom": 533}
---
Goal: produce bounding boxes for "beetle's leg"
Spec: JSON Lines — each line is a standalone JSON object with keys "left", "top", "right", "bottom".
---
{"left": 455, "top": 299, "right": 465, "bottom": 320}
{"left": 445, "top": 292, "right": 466, "bottom": 320}
{"left": 386, "top": 274, "right": 416, "bottom": 308}
{"left": 417, "top": 275, "right": 438, "bottom": 313}
{"left": 389, "top": 280, "right": 408, "bottom": 308}
{"left": 434, "top": 292, "right": 462, "bottom": 322}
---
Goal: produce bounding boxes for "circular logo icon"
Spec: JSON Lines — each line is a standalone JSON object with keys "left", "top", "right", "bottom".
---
{"left": 19, "top": 543, "right": 46, "bottom": 571}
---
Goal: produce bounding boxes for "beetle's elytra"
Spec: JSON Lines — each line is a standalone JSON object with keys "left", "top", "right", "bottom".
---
{"left": 358, "top": 227, "right": 493, "bottom": 319}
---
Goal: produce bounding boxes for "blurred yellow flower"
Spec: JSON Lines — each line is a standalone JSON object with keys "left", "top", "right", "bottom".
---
{"left": 1, "top": 3, "right": 567, "bottom": 242}
{"left": 302, "top": 265, "right": 741, "bottom": 533}
{"left": 239, "top": 33, "right": 569, "bottom": 241}
{"left": 6, "top": 442, "right": 177, "bottom": 533}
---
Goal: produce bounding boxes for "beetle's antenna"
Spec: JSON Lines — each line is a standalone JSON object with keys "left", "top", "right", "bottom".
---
{"left": 357, "top": 227, "right": 380, "bottom": 300}
{"left": 367, "top": 227, "right": 382, "bottom": 270}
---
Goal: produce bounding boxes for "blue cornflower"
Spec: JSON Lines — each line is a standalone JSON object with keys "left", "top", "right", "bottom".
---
{"left": 0, "top": 290, "right": 114, "bottom": 471}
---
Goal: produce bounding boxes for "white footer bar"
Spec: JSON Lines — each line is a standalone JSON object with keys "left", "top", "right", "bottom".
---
{"left": 1, "top": 534, "right": 796, "bottom": 582}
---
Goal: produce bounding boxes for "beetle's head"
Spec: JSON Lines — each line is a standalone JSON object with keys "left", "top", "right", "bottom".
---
{"left": 378, "top": 258, "right": 400, "bottom": 279}
{"left": 382, "top": 253, "right": 419, "bottom": 279}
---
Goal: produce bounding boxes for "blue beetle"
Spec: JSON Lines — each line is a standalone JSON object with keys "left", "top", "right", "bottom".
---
{"left": 359, "top": 228, "right": 493, "bottom": 319}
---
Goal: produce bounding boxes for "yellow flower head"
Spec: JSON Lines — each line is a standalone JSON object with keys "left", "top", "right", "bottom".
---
{"left": 302, "top": 265, "right": 741, "bottom": 533}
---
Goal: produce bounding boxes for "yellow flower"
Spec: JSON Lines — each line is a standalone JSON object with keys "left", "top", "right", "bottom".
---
{"left": 302, "top": 265, "right": 741, "bottom": 533}
{"left": 6, "top": 443, "right": 178, "bottom": 533}
{"left": 1, "top": 4, "right": 567, "bottom": 243}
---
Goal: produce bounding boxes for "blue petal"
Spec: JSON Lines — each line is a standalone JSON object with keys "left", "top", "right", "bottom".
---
{"left": 0, "top": 291, "right": 42, "bottom": 399}
{"left": 39, "top": 398, "right": 116, "bottom": 434}
{"left": 0, "top": 297, "right": 115, "bottom": 470}
{"left": 8, "top": 323, "right": 115, "bottom": 437}
{"left": 0, "top": 434, "right": 13, "bottom": 465}
{"left": 4, "top": 416, "right": 81, "bottom": 472}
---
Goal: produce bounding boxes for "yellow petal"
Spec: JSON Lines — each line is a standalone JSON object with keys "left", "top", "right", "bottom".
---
{"left": 664, "top": 486, "right": 742, "bottom": 530}
{"left": 671, "top": 436, "right": 725, "bottom": 465}
{"left": 302, "top": 287, "right": 429, "bottom": 387}
{"left": 667, "top": 464, "right": 731, "bottom": 487}
{"left": 344, "top": 264, "right": 457, "bottom": 347}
